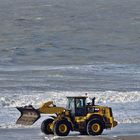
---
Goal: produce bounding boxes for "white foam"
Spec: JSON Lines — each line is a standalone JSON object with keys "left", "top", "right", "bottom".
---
{"left": 0, "top": 91, "right": 140, "bottom": 128}
{"left": 1, "top": 91, "right": 139, "bottom": 108}
{"left": 0, "top": 64, "right": 139, "bottom": 73}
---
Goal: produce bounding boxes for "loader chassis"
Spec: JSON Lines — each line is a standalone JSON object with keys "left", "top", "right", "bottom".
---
{"left": 16, "top": 96, "right": 117, "bottom": 136}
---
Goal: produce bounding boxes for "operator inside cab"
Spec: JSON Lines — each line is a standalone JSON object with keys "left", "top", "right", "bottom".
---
{"left": 76, "top": 99, "right": 83, "bottom": 108}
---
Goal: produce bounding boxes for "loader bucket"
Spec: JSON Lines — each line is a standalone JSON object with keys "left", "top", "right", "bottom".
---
{"left": 16, "top": 105, "right": 40, "bottom": 125}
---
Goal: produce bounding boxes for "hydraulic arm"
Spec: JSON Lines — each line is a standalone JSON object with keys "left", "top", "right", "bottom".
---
{"left": 16, "top": 101, "right": 65, "bottom": 125}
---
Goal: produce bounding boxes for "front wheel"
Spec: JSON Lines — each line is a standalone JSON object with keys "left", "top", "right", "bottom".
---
{"left": 41, "top": 118, "right": 54, "bottom": 135}
{"left": 53, "top": 120, "right": 70, "bottom": 136}
{"left": 87, "top": 119, "right": 104, "bottom": 135}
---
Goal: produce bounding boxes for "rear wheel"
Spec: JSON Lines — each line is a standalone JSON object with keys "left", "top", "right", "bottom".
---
{"left": 87, "top": 119, "right": 103, "bottom": 135}
{"left": 53, "top": 120, "right": 70, "bottom": 136}
{"left": 41, "top": 118, "right": 54, "bottom": 135}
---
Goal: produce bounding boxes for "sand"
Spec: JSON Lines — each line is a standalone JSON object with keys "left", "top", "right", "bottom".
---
{"left": 0, "top": 127, "right": 140, "bottom": 140}
{"left": 55, "top": 135, "right": 140, "bottom": 140}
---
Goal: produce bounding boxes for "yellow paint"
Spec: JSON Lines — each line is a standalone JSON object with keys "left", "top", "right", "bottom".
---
{"left": 59, "top": 124, "right": 67, "bottom": 133}
{"left": 39, "top": 101, "right": 65, "bottom": 114}
{"left": 91, "top": 123, "right": 100, "bottom": 132}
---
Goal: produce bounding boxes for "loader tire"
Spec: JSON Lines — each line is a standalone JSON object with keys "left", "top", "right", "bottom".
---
{"left": 41, "top": 118, "right": 54, "bottom": 135}
{"left": 54, "top": 120, "right": 70, "bottom": 136}
{"left": 87, "top": 119, "right": 103, "bottom": 135}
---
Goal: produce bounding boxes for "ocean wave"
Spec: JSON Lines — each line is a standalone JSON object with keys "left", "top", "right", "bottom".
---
{"left": 0, "top": 64, "right": 139, "bottom": 73}
{"left": 92, "top": 91, "right": 140, "bottom": 103}
{"left": 0, "top": 91, "right": 140, "bottom": 127}
{"left": 0, "top": 91, "right": 140, "bottom": 108}
{"left": 118, "top": 117, "right": 140, "bottom": 124}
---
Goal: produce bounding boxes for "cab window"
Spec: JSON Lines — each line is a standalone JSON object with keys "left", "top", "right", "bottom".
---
{"left": 66, "top": 98, "right": 74, "bottom": 110}
{"left": 76, "top": 99, "right": 84, "bottom": 108}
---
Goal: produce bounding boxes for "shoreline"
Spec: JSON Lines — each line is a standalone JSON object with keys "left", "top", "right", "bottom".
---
{"left": 0, "top": 128, "right": 139, "bottom": 140}
{"left": 55, "top": 135, "right": 140, "bottom": 140}
{"left": 0, "top": 123, "right": 140, "bottom": 140}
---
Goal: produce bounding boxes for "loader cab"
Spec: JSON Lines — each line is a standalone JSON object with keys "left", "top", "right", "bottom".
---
{"left": 66, "top": 96, "right": 87, "bottom": 116}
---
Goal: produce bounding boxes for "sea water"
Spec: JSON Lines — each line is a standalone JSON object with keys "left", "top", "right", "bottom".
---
{"left": 0, "top": 0, "right": 140, "bottom": 130}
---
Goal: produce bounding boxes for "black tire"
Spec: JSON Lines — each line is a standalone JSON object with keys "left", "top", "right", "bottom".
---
{"left": 53, "top": 120, "right": 70, "bottom": 136}
{"left": 41, "top": 118, "right": 54, "bottom": 135}
{"left": 87, "top": 119, "right": 103, "bottom": 135}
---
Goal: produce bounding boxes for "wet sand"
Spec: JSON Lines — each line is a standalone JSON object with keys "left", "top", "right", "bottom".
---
{"left": 0, "top": 127, "right": 140, "bottom": 140}
{"left": 56, "top": 135, "right": 140, "bottom": 140}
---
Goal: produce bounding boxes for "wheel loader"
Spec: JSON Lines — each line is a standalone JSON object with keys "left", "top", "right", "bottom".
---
{"left": 16, "top": 96, "right": 117, "bottom": 136}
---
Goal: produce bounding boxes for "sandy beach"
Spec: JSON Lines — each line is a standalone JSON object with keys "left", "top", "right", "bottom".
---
{"left": 0, "top": 128, "right": 139, "bottom": 140}
{"left": 0, "top": 123, "right": 140, "bottom": 140}
{"left": 56, "top": 135, "right": 140, "bottom": 140}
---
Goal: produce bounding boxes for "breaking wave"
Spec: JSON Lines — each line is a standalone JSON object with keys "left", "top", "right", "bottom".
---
{"left": 0, "top": 91, "right": 140, "bottom": 127}
{"left": 0, "top": 91, "right": 140, "bottom": 108}
{"left": 0, "top": 64, "right": 139, "bottom": 73}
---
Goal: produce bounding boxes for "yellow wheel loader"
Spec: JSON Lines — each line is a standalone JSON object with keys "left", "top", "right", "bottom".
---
{"left": 16, "top": 96, "right": 117, "bottom": 136}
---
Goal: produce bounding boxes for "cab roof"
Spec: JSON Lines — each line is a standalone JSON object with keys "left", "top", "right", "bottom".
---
{"left": 66, "top": 96, "right": 87, "bottom": 99}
